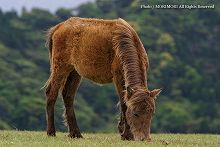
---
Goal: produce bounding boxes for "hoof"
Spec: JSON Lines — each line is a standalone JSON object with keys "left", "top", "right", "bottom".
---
{"left": 121, "top": 136, "right": 133, "bottom": 141}
{"left": 121, "top": 133, "right": 134, "bottom": 141}
{"left": 68, "top": 133, "right": 83, "bottom": 138}
{"left": 47, "top": 132, "right": 56, "bottom": 137}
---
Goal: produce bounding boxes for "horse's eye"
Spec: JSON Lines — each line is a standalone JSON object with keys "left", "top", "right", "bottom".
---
{"left": 133, "top": 113, "right": 139, "bottom": 117}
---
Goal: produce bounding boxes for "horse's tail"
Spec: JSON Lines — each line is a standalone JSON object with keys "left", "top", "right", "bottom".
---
{"left": 45, "top": 22, "right": 64, "bottom": 66}
{"left": 42, "top": 22, "right": 63, "bottom": 90}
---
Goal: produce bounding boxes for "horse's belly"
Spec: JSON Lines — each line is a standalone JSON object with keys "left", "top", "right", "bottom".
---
{"left": 72, "top": 47, "right": 114, "bottom": 84}
{"left": 74, "top": 60, "right": 113, "bottom": 84}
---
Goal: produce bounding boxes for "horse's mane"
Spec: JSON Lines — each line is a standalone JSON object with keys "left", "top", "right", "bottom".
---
{"left": 113, "top": 18, "right": 148, "bottom": 91}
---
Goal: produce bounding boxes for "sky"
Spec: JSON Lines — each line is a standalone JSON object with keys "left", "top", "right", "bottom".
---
{"left": 0, "top": 0, "right": 94, "bottom": 13}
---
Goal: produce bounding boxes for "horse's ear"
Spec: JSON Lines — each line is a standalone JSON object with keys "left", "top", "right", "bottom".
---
{"left": 126, "top": 86, "right": 134, "bottom": 96}
{"left": 150, "top": 89, "right": 162, "bottom": 97}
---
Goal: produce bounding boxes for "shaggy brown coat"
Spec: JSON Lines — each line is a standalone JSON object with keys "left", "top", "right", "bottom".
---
{"left": 44, "top": 17, "right": 161, "bottom": 141}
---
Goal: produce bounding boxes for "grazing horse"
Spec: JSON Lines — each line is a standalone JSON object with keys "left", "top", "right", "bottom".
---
{"left": 44, "top": 17, "right": 161, "bottom": 141}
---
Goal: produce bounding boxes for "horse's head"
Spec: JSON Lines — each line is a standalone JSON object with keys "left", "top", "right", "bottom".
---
{"left": 125, "top": 87, "right": 161, "bottom": 141}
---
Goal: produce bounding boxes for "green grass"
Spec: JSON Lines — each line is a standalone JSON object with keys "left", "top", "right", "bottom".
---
{"left": 0, "top": 131, "right": 220, "bottom": 147}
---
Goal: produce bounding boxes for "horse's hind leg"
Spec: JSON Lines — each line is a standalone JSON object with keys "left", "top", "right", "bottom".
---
{"left": 46, "top": 68, "right": 68, "bottom": 136}
{"left": 62, "top": 69, "right": 82, "bottom": 138}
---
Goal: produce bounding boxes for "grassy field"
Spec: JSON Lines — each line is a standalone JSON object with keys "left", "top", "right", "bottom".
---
{"left": 0, "top": 131, "right": 220, "bottom": 147}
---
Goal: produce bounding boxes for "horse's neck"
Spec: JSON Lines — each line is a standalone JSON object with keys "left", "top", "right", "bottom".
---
{"left": 122, "top": 58, "right": 147, "bottom": 90}
{"left": 113, "top": 18, "right": 148, "bottom": 90}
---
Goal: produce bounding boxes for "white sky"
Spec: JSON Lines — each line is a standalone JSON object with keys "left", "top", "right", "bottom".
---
{"left": 0, "top": 0, "right": 94, "bottom": 13}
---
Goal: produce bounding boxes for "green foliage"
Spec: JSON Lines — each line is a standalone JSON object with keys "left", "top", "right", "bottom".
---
{"left": 0, "top": 0, "right": 219, "bottom": 133}
{"left": 56, "top": 8, "right": 73, "bottom": 21}
{"left": 153, "top": 100, "right": 193, "bottom": 133}
{"left": 0, "top": 120, "right": 11, "bottom": 130}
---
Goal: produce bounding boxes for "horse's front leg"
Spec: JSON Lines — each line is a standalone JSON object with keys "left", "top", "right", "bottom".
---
{"left": 112, "top": 69, "right": 134, "bottom": 140}
{"left": 119, "top": 102, "right": 134, "bottom": 140}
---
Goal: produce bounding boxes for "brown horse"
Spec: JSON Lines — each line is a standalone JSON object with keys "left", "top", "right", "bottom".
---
{"left": 44, "top": 17, "right": 161, "bottom": 141}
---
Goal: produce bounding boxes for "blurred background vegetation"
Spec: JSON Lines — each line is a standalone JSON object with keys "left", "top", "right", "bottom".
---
{"left": 0, "top": 0, "right": 219, "bottom": 133}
